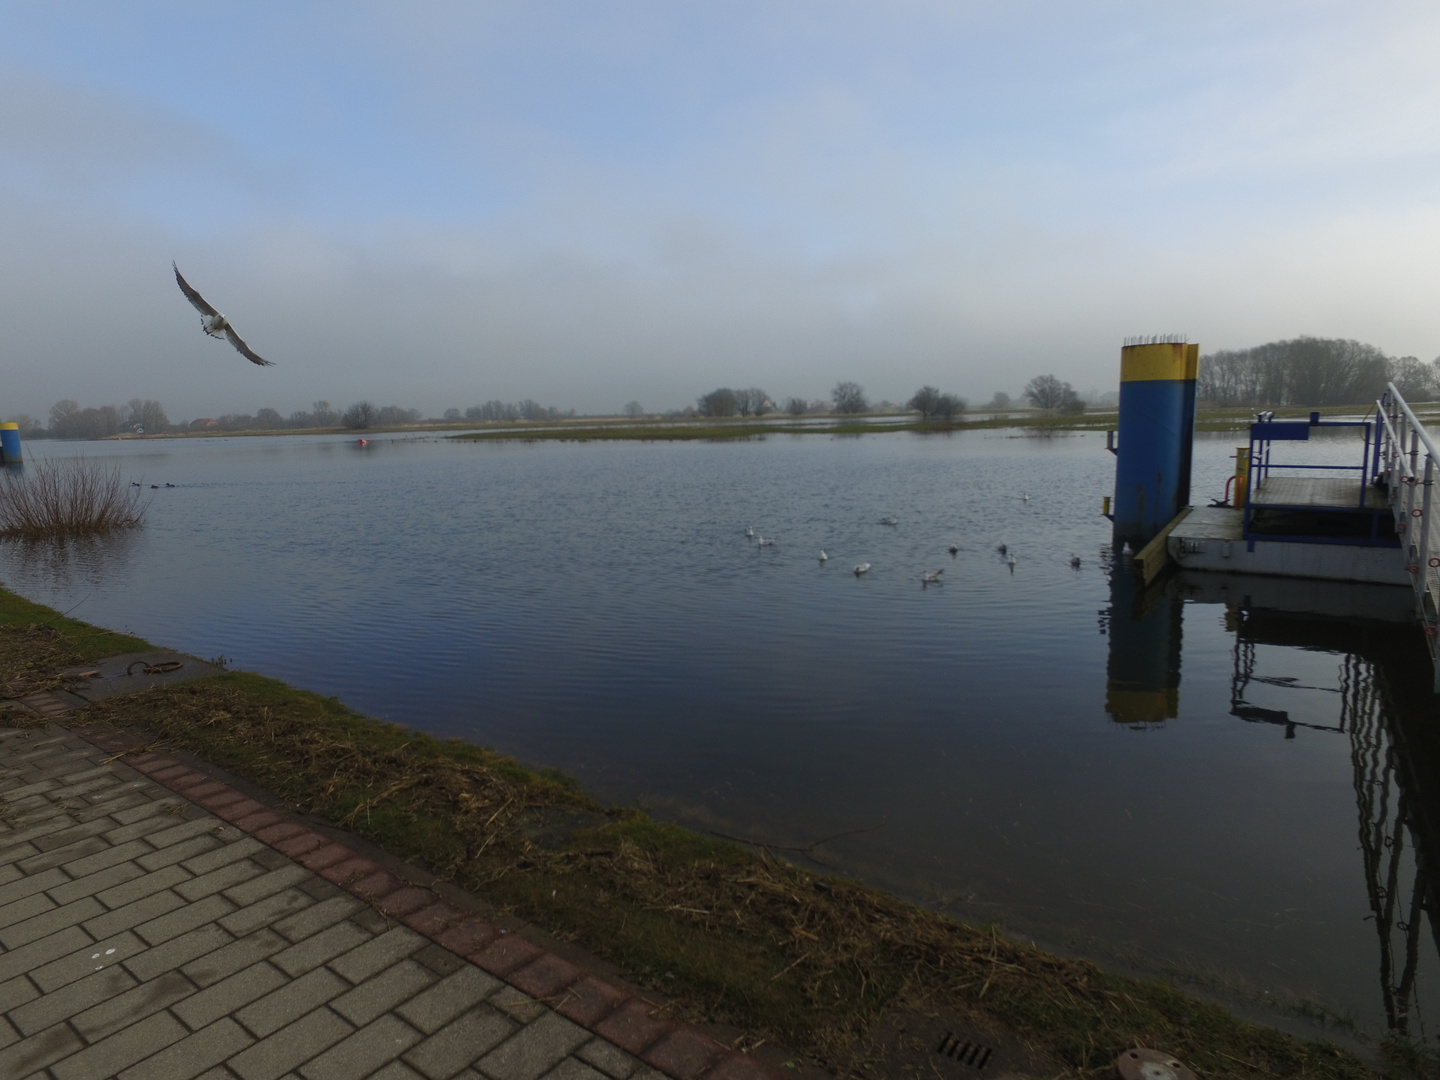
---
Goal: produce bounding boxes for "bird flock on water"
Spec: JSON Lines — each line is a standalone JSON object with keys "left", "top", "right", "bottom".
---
{"left": 744, "top": 504, "right": 1085, "bottom": 584}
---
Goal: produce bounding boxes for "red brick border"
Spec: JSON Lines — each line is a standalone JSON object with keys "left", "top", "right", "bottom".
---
{"left": 67, "top": 722, "right": 784, "bottom": 1080}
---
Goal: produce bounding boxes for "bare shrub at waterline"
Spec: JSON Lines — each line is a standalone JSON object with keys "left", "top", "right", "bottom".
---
{"left": 0, "top": 458, "right": 148, "bottom": 539}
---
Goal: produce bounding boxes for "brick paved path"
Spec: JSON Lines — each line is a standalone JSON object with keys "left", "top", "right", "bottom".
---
{"left": 0, "top": 723, "right": 770, "bottom": 1080}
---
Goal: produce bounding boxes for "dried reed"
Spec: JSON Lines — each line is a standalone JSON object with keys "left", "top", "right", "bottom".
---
{"left": 0, "top": 457, "right": 147, "bottom": 539}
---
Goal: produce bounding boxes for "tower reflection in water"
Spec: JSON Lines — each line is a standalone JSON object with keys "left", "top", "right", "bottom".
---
{"left": 1105, "top": 565, "right": 1440, "bottom": 1039}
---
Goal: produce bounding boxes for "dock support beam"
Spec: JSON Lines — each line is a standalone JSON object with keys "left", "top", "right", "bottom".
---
{"left": 1112, "top": 341, "right": 1198, "bottom": 549}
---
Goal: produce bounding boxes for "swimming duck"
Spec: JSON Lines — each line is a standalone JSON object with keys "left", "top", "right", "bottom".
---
{"left": 853, "top": 562, "right": 871, "bottom": 576}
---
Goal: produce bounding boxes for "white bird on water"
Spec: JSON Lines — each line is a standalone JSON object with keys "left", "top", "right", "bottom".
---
{"left": 1006, "top": 552, "right": 1018, "bottom": 570}
{"left": 757, "top": 536, "right": 776, "bottom": 547}
{"left": 853, "top": 562, "right": 871, "bottom": 576}
{"left": 819, "top": 550, "right": 828, "bottom": 562}
{"left": 922, "top": 569, "right": 944, "bottom": 584}
{"left": 879, "top": 517, "right": 899, "bottom": 526}
{"left": 745, "top": 526, "right": 755, "bottom": 539}
{"left": 173, "top": 263, "right": 274, "bottom": 366}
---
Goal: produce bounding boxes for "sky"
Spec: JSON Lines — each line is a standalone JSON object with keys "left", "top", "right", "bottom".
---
{"left": 3, "top": 1, "right": 1440, "bottom": 420}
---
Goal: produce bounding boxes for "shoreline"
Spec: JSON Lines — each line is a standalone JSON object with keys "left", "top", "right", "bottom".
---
{"left": 0, "top": 585, "right": 1399, "bottom": 1078}
{"left": 20, "top": 401, "right": 1421, "bottom": 446}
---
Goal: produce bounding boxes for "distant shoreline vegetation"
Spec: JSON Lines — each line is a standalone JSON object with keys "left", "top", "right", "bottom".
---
{"left": 9, "top": 336, "right": 1437, "bottom": 443}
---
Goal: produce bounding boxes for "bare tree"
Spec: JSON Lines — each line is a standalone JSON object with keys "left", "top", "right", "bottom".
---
{"left": 832, "top": 381, "right": 868, "bottom": 414}
{"left": 623, "top": 401, "right": 644, "bottom": 417}
{"left": 1024, "top": 375, "right": 1070, "bottom": 410}
{"left": 343, "top": 402, "right": 377, "bottom": 429}
{"left": 908, "top": 386, "right": 941, "bottom": 418}
{"left": 784, "top": 396, "right": 806, "bottom": 416}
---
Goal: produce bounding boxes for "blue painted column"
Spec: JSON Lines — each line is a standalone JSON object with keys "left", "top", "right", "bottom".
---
{"left": 1112, "top": 340, "right": 1198, "bottom": 548}
{"left": 0, "top": 423, "right": 20, "bottom": 465}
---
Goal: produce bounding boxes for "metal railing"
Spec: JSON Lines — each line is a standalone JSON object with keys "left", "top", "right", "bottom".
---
{"left": 1376, "top": 383, "right": 1440, "bottom": 687}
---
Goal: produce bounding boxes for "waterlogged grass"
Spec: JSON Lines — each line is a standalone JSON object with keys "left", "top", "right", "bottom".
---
{"left": 0, "top": 588, "right": 1405, "bottom": 1078}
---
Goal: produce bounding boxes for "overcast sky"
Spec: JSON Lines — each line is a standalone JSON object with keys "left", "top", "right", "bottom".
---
{"left": 3, "top": 2, "right": 1439, "bottom": 419}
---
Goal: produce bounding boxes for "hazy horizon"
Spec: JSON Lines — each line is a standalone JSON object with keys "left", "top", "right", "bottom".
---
{"left": 4, "top": 3, "right": 1439, "bottom": 419}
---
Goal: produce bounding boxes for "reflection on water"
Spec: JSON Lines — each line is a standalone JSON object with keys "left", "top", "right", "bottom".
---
{"left": 0, "top": 532, "right": 137, "bottom": 596}
{"left": 0, "top": 431, "right": 1437, "bottom": 1051}
{"left": 1110, "top": 570, "right": 1437, "bottom": 1045}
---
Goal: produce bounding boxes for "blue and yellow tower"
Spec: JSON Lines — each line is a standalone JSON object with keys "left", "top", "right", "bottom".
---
{"left": 1112, "top": 337, "right": 1197, "bottom": 548}
{"left": 0, "top": 422, "right": 20, "bottom": 465}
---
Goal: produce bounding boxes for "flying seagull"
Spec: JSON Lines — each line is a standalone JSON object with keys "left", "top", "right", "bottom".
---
{"left": 173, "top": 263, "right": 274, "bottom": 366}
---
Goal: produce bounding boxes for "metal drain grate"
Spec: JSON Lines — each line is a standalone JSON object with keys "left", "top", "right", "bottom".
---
{"left": 936, "top": 1033, "right": 994, "bottom": 1070}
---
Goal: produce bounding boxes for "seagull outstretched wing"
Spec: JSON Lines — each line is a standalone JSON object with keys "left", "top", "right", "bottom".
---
{"left": 173, "top": 263, "right": 218, "bottom": 317}
{"left": 224, "top": 326, "right": 273, "bottom": 367}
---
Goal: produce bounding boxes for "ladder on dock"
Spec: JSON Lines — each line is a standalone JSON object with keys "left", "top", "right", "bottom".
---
{"left": 1377, "top": 383, "right": 1440, "bottom": 687}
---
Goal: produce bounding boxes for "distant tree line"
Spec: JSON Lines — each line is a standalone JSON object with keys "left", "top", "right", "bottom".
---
{"left": 1197, "top": 337, "right": 1440, "bottom": 406}
{"left": 696, "top": 388, "right": 773, "bottom": 417}
{"left": 462, "top": 399, "right": 572, "bottom": 423}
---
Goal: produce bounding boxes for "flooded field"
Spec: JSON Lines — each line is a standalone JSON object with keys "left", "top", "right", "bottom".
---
{"left": 1, "top": 427, "right": 1433, "bottom": 1052}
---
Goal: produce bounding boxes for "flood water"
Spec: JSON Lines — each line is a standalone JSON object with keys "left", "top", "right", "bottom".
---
{"left": 2, "top": 427, "right": 1436, "bottom": 1053}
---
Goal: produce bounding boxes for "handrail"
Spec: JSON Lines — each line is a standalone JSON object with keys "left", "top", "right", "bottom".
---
{"left": 1387, "top": 382, "right": 1440, "bottom": 464}
{"left": 1377, "top": 399, "right": 1417, "bottom": 480}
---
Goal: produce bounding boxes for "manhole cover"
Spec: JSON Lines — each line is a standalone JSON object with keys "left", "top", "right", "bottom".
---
{"left": 1116, "top": 1047, "right": 1196, "bottom": 1080}
{"left": 936, "top": 1032, "right": 994, "bottom": 1070}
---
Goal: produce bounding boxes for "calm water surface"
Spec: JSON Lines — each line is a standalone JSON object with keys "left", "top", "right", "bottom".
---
{"left": 3, "top": 428, "right": 1436, "bottom": 1052}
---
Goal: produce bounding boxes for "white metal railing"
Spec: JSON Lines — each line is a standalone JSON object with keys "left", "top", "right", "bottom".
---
{"left": 1377, "top": 383, "right": 1440, "bottom": 688}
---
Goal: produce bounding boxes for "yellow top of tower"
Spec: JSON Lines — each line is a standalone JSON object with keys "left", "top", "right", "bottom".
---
{"left": 1120, "top": 341, "right": 1198, "bottom": 383}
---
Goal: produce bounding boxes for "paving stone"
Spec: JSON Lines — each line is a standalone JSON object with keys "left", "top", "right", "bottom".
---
{"left": 146, "top": 816, "right": 227, "bottom": 850}
{"left": 174, "top": 960, "right": 289, "bottom": 1031}
{"left": 0, "top": 1021, "right": 85, "bottom": 1079}
{"left": 178, "top": 859, "right": 265, "bottom": 901}
{"left": 403, "top": 1006, "right": 515, "bottom": 1080}
{"left": 0, "top": 973, "right": 40, "bottom": 1014}
{"left": 125, "top": 921, "right": 234, "bottom": 981}
{"left": 83, "top": 887, "right": 187, "bottom": 940}
{"left": 592, "top": 1001, "right": 674, "bottom": 1058}
{"left": 273, "top": 920, "right": 373, "bottom": 977}
{"left": 102, "top": 813, "right": 183, "bottom": 846}
{"left": 184, "top": 928, "right": 289, "bottom": 988}
{"left": 9, "top": 965, "right": 138, "bottom": 1036}
{"left": 298, "top": 1013, "right": 422, "bottom": 1080}
{"left": 273, "top": 895, "right": 362, "bottom": 943}
{"left": 219, "top": 887, "right": 314, "bottom": 936}
{"left": 555, "top": 978, "right": 628, "bottom": 1029}
{"left": 52, "top": 1008, "right": 190, "bottom": 1080}
{"left": 369, "top": 1061, "right": 427, "bottom": 1080}
{"left": 490, "top": 986, "right": 550, "bottom": 1026}
{"left": 224, "top": 865, "right": 314, "bottom": 907}
{"left": 184, "top": 837, "right": 267, "bottom": 875}
{"left": 575, "top": 1039, "right": 641, "bottom": 1079}
{"left": 0, "top": 891, "right": 56, "bottom": 932}
{"left": 58, "top": 838, "right": 154, "bottom": 879}
{"left": 139, "top": 834, "right": 224, "bottom": 872}
{"left": 137, "top": 892, "right": 237, "bottom": 945}
{"left": 70, "top": 968, "right": 195, "bottom": 1042}
{"left": 639, "top": 1029, "right": 724, "bottom": 1080}
{"left": 227, "top": 1006, "right": 355, "bottom": 1080}
{"left": 47, "top": 860, "right": 146, "bottom": 905}
{"left": 475, "top": 1011, "right": 588, "bottom": 1080}
{"left": 329, "top": 925, "right": 427, "bottom": 984}
{"left": 31, "top": 930, "right": 147, "bottom": 992}
{"left": 0, "top": 865, "right": 66, "bottom": 908}
{"left": 96, "top": 863, "right": 193, "bottom": 908}
{"left": 398, "top": 965, "right": 502, "bottom": 1034}
{"left": 0, "top": 895, "right": 103, "bottom": 948}
{"left": 0, "top": 924, "right": 94, "bottom": 983}
{"left": 538, "top": 1059, "right": 609, "bottom": 1080}
{"left": 112, "top": 798, "right": 180, "bottom": 825}
{"left": 331, "top": 959, "right": 435, "bottom": 1026}
{"left": 117, "top": 1016, "right": 255, "bottom": 1080}
{"left": 237, "top": 967, "right": 351, "bottom": 1038}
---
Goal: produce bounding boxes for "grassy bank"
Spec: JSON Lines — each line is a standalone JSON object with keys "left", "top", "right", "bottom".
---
{"left": 0, "top": 587, "right": 1405, "bottom": 1078}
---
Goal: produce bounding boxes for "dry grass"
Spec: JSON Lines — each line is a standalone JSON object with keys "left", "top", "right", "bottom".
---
{"left": 0, "top": 624, "right": 82, "bottom": 699}
{"left": 0, "top": 457, "right": 147, "bottom": 539}
{"left": 60, "top": 673, "right": 1387, "bottom": 1080}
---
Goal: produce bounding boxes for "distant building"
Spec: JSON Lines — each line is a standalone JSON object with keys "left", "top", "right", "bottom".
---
{"left": 190, "top": 418, "right": 219, "bottom": 430}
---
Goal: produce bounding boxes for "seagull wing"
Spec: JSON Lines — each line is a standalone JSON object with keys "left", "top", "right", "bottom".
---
{"left": 223, "top": 325, "right": 274, "bottom": 366}
{"left": 173, "top": 263, "right": 219, "bottom": 317}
